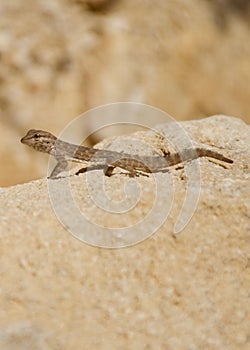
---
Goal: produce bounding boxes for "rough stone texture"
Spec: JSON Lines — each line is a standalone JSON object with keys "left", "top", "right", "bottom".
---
{"left": 0, "top": 116, "right": 249, "bottom": 349}
{"left": 0, "top": 0, "right": 250, "bottom": 186}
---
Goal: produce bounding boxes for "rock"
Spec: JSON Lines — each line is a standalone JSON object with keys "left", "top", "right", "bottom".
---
{"left": 0, "top": 116, "right": 249, "bottom": 349}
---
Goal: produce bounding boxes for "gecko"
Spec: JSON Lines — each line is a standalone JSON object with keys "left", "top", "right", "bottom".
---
{"left": 21, "top": 129, "right": 233, "bottom": 179}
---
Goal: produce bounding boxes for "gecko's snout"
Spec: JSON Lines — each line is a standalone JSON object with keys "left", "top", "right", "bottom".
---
{"left": 20, "top": 134, "right": 31, "bottom": 145}
{"left": 20, "top": 135, "right": 28, "bottom": 144}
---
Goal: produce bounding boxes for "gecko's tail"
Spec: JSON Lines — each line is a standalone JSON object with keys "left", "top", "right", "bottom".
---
{"left": 196, "top": 148, "right": 233, "bottom": 164}
{"left": 162, "top": 147, "right": 233, "bottom": 167}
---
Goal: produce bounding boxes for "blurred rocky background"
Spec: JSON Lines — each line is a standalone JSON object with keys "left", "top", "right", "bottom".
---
{"left": 0, "top": 0, "right": 250, "bottom": 186}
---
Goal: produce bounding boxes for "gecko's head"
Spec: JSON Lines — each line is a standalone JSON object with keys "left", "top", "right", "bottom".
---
{"left": 21, "top": 129, "right": 57, "bottom": 153}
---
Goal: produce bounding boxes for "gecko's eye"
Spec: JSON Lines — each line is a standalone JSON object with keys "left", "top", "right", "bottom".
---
{"left": 34, "top": 133, "right": 39, "bottom": 139}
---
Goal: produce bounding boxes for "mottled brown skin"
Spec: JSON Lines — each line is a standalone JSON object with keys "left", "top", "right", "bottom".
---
{"left": 21, "top": 129, "right": 233, "bottom": 179}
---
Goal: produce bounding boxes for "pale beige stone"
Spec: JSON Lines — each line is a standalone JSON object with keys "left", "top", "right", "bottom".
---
{"left": 0, "top": 116, "right": 249, "bottom": 349}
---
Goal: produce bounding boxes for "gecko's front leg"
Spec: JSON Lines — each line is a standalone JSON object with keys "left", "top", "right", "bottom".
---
{"left": 104, "top": 163, "right": 149, "bottom": 178}
{"left": 49, "top": 160, "right": 68, "bottom": 179}
{"left": 75, "top": 164, "right": 109, "bottom": 176}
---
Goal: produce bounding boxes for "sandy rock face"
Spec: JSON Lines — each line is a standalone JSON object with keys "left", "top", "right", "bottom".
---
{"left": 0, "top": 116, "right": 249, "bottom": 349}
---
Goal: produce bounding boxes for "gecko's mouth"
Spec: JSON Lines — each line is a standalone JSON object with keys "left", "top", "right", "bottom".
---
{"left": 20, "top": 136, "right": 32, "bottom": 146}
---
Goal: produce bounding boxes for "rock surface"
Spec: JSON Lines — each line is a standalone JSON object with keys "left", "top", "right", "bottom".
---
{"left": 0, "top": 116, "right": 249, "bottom": 349}
{"left": 1, "top": 0, "right": 250, "bottom": 186}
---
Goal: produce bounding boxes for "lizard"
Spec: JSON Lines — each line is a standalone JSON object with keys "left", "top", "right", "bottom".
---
{"left": 21, "top": 129, "right": 233, "bottom": 179}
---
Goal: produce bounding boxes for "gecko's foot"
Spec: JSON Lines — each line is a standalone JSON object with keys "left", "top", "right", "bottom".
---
{"left": 104, "top": 166, "right": 115, "bottom": 177}
{"left": 161, "top": 149, "right": 171, "bottom": 157}
{"left": 75, "top": 167, "right": 88, "bottom": 175}
{"left": 174, "top": 165, "right": 184, "bottom": 171}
